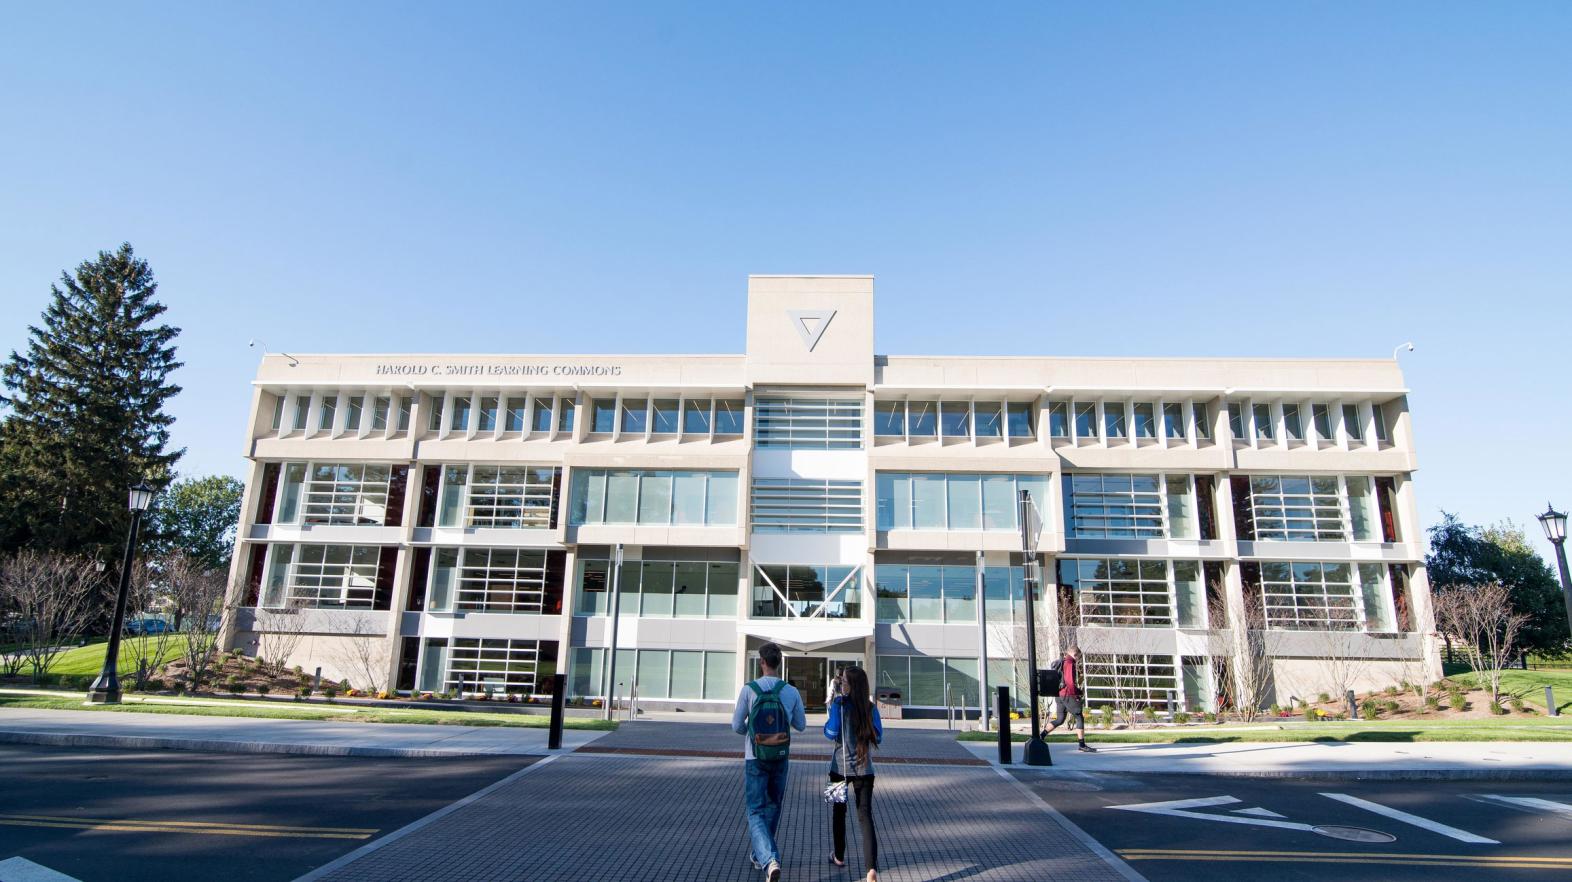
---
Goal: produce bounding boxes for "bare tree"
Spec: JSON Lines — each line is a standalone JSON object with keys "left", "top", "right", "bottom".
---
{"left": 330, "top": 612, "right": 389, "bottom": 695}
{"left": 1310, "top": 626, "right": 1374, "bottom": 707}
{"left": 164, "top": 553, "right": 231, "bottom": 692}
{"left": 1433, "top": 581, "right": 1528, "bottom": 707}
{"left": 254, "top": 601, "right": 310, "bottom": 677}
{"left": 1212, "top": 587, "right": 1284, "bottom": 722}
{"left": 123, "top": 559, "right": 175, "bottom": 691}
{"left": 0, "top": 551, "right": 100, "bottom": 683}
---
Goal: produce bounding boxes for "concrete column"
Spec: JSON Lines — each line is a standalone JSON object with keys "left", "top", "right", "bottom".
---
{"left": 1213, "top": 474, "right": 1255, "bottom": 709}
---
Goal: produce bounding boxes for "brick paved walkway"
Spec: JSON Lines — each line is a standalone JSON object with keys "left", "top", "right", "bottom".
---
{"left": 308, "top": 753, "right": 1130, "bottom": 882}
{"left": 580, "top": 721, "right": 985, "bottom": 765}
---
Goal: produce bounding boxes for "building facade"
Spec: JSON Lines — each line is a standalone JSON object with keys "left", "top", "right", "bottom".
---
{"left": 222, "top": 275, "right": 1441, "bottom": 717}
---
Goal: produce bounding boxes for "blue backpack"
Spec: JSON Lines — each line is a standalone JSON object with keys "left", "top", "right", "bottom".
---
{"left": 747, "top": 680, "right": 792, "bottom": 761}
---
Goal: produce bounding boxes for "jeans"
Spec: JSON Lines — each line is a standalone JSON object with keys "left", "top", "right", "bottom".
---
{"left": 830, "top": 772, "right": 877, "bottom": 870}
{"left": 744, "top": 758, "right": 789, "bottom": 867}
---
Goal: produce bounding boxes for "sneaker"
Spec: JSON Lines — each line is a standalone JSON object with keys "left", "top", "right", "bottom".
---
{"left": 1077, "top": 743, "right": 1097, "bottom": 753}
{"left": 766, "top": 860, "right": 781, "bottom": 881}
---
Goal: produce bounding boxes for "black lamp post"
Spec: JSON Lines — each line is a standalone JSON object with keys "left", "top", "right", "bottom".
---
{"left": 87, "top": 481, "right": 156, "bottom": 705}
{"left": 1536, "top": 504, "right": 1572, "bottom": 642}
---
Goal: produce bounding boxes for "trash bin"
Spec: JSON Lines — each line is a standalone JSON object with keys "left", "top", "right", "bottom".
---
{"left": 875, "top": 688, "right": 903, "bottom": 720}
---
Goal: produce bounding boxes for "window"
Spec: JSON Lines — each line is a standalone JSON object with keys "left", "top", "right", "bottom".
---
{"left": 437, "top": 465, "right": 560, "bottom": 529}
{"left": 441, "top": 638, "right": 558, "bottom": 697}
{"left": 874, "top": 654, "right": 981, "bottom": 708}
{"left": 575, "top": 558, "right": 737, "bottom": 619}
{"left": 530, "top": 398, "right": 553, "bottom": 433}
{"left": 568, "top": 647, "right": 733, "bottom": 700}
{"left": 556, "top": 399, "right": 574, "bottom": 432}
{"left": 1133, "top": 403, "right": 1156, "bottom": 439}
{"left": 478, "top": 397, "right": 498, "bottom": 432}
{"left": 1192, "top": 402, "right": 1211, "bottom": 440}
{"left": 874, "top": 401, "right": 904, "bottom": 436}
{"left": 1343, "top": 404, "right": 1364, "bottom": 441}
{"left": 288, "top": 463, "right": 395, "bottom": 526}
{"left": 1081, "top": 654, "right": 1178, "bottom": 710}
{"left": 1173, "top": 560, "right": 1206, "bottom": 628}
{"left": 975, "top": 402, "right": 1002, "bottom": 438}
{"left": 264, "top": 544, "right": 385, "bottom": 608}
{"left": 940, "top": 402, "right": 970, "bottom": 437}
{"left": 270, "top": 395, "right": 285, "bottom": 431}
{"left": 714, "top": 400, "right": 744, "bottom": 435}
{"left": 908, "top": 401, "right": 937, "bottom": 437}
{"left": 750, "top": 479, "right": 862, "bottom": 532}
{"left": 683, "top": 400, "right": 710, "bottom": 434}
{"left": 292, "top": 396, "right": 309, "bottom": 431}
{"left": 1258, "top": 561, "right": 1359, "bottom": 630}
{"left": 1047, "top": 403, "right": 1068, "bottom": 438}
{"left": 1066, "top": 474, "right": 1163, "bottom": 538}
{"left": 754, "top": 398, "right": 862, "bottom": 448}
{"left": 1062, "top": 558, "right": 1174, "bottom": 627}
{"left": 1247, "top": 475, "right": 1345, "bottom": 541}
{"left": 345, "top": 396, "right": 363, "bottom": 431}
{"left": 450, "top": 396, "right": 471, "bottom": 431}
{"left": 425, "top": 395, "right": 444, "bottom": 431}
{"left": 620, "top": 399, "right": 648, "bottom": 434}
{"left": 874, "top": 564, "right": 984, "bottom": 623}
{"left": 592, "top": 400, "right": 616, "bottom": 433}
{"left": 1007, "top": 402, "right": 1034, "bottom": 438}
{"left": 1283, "top": 404, "right": 1304, "bottom": 441}
{"left": 371, "top": 397, "right": 390, "bottom": 432}
{"left": 653, "top": 400, "right": 679, "bottom": 434}
{"left": 319, "top": 395, "right": 337, "bottom": 432}
{"left": 1073, "top": 402, "right": 1095, "bottom": 439}
{"left": 876, "top": 473, "right": 1049, "bottom": 532}
{"left": 1162, "top": 404, "right": 1184, "bottom": 439}
{"left": 397, "top": 396, "right": 412, "bottom": 431}
{"left": 569, "top": 470, "right": 738, "bottom": 526}
{"left": 1346, "top": 476, "right": 1378, "bottom": 542}
{"left": 1372, "top": 405, "right": 1389, "bottom": 442}
{"left": 426, "top": 548, "right": 564, "bottom": 614}
{"left": 1358, "top": 562, "right": 1395, "bottom": 631}
{"left": 1104, "top": 404, "right": 1127, "bottom": 439}
{"left": 1165, "top": 475, "right": 1196, "bottom": 539}
{"left": 751, "top": 565, "right": 861, "bottom": 619}
{"left": 1228, "top": 403, "right": 1245, "bottom": 439}
{"left": 1253, "top": 403, "right": 1274, "bottom": 441}
{"left": 1312, "top": 403, "right": 1332, "bottom": 440}
{"left": 501, "top": 398, "right": 524, "bottom": 432}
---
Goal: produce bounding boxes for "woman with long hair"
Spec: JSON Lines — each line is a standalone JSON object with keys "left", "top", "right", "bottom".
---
{"left": 824, "top": 665, "right": 882, "bottom": 882}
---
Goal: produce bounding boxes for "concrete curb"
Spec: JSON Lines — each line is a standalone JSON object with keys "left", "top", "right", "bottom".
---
{"left": 1007, "top": 765, "right": 1572, "bottom": 782}
{"left": 0, "top": 730, "right": 555, "bottom": 759}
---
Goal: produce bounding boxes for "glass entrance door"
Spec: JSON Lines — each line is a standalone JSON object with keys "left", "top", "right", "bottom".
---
{"left": 785, "top": 656, "right": 829, "bottom": 711}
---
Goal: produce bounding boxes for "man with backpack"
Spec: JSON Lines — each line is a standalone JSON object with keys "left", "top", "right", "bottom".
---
{"left": 732, "top": 642, "right": 806, "bottom": 882}
{"left": 1040, "top": 645, "right": 1097, "bottom": 753}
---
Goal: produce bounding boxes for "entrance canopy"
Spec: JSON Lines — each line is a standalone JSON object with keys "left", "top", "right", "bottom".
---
{"left": 739, "top": 620, "right": 873, "bottom": 653}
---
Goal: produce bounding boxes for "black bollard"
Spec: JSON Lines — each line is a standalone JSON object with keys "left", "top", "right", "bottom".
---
{"left": 548, "top": 673, "right": 568, "bottom": 750}
{"left": 1345, "top": 689, "right": 1357, "bottom": 721}
{"left": 1548, "top": 686, "right": 1559, "bottom": 717}
{"left": 997, "top": 686, "right": 1012, "bottom": 765}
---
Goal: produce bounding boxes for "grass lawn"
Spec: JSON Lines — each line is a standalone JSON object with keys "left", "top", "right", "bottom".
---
{"left": 44, "top": 637, "right": 184, "bottom": 677}
{"left": 1451, "top": 668, "right": 1572, "bottom": 713}
{"left": 0, "top": 690, "right": 618, "bottom": 730}
{"left": 958, "top": 716, "right": 1572, "bottom": 744}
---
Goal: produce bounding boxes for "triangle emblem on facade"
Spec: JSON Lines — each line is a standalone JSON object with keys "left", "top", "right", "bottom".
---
{"left": 787, "top": 309, "right": 836, "bottom": 352}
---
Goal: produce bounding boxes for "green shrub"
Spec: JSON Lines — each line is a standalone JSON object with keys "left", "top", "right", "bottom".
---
{"left": 1359, "top": 699, "right": 1381, "bottom": 721}
{"left": 1489, "top": 701, "right": 1508, "bottom": 716}
{"left": 1382, "top": 699, "right": 1400, "bottom": 714}
{"left": 1269, "top": 703, "right": 1282, "bottom": 716}
{"left": 1173, "top": 711, "right": 1191, "bottom": 725}
{"left": 1097, "top": 706, "right": 1114, "bottom": 729}
{"left": 1317, "top": 692, "right": 1330, "bottom": 704}
{"left": 1141, "top": 706, "right": 1157, "bottom": 723}
{"left": 1448, "top": 692, "right": 1467, "bottom": 711}
{"left": 1202, "top": 711, "right": 1217, "bottom": 724}
{"left": 1384, "top": 685, "right": 1399, "bottom": 696}
{"left": 1509, "top": 695, "right": 1525, "bottom": 712}
{"left": 256, "top": 683, "right": 271, "bottom": 696}
{"left": 1424, "top": 695, "right": 1440, "bottom": 711}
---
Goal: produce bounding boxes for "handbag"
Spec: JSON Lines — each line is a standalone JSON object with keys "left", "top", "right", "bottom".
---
{"left": 822, "top": 778, "right": 848, "bottom": 804}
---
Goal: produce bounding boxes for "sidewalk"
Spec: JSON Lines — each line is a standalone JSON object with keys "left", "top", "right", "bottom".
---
{"left": 0, "top": 707, "right": 608, "bottom": 757}
{"left": 968, "top": 738, "right": 1572, "bottom": 779}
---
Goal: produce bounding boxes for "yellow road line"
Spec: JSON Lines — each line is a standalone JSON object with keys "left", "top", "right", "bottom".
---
{"left": 0, "top": 817, "right": 373, "bottom": 840}
{"left": 0, "top": 813, "right": 376, "bottom": 834}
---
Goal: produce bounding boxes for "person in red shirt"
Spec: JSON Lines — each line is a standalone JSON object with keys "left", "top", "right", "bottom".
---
{"left": 1041, "top": 645, "right": 1096, "bottom": 753}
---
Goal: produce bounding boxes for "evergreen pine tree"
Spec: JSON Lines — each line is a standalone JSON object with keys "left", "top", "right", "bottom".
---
{"left": 0, "top": 243, "right": 184, "bottom": 557}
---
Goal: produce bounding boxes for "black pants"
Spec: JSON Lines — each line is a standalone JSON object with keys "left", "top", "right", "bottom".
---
{"left": 830, "top": 772, "right": 877, "bottom": 870}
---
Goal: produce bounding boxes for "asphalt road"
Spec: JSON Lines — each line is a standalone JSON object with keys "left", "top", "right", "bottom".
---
{"left": 0, "top": 744, "right": 532, "bottom": 882}
{"left": 1017, "top": 771, "right": 1572, "bottom": 881}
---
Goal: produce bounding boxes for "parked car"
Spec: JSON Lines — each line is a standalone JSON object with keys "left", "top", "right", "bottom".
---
{"left": 126, "top": 618, "right": 171, "bottom": 636}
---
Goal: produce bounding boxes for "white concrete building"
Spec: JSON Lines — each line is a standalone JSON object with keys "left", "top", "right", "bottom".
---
{"left": 223, "top": 275, "right": 1440, "bottom": 716}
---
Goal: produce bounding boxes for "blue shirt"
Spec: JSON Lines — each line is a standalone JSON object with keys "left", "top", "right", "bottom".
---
{"left": 824, "top": 696, "right": 883, "bottom": 776}
{"left": 732, "top": 676, "right": 807, "bottom": 760}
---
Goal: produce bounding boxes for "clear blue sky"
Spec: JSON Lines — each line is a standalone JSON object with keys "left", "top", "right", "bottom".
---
{"left": 2, "top": 3, "right": 1568, "bottom": 558}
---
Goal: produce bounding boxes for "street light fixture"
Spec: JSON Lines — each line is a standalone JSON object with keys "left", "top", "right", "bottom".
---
{"left": 1536, "top": 504, "right": 1572, "bottom": 642}
{"left": 87, "top": 480, "right": 156, "bottom": 705}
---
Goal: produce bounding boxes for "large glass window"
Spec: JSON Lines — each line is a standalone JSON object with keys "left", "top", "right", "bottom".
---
{"left": 1253, "top": 403, "right": 1274, "bottom": 441}
{"left": 908, "top": 401, "right": 937, "bottom": 437}
{"left": 939, "top": 402, "right": 970, "bottom": 437}
{"left": 450, "top": 396, "right": 471, "bottom": 431}
{"left": 1081, "top": 654, "right": 1178, "bottom": 710}
{"left": 652, "top": 400, "right": 679, "bottom": 434}
{"left": 1063, "top": 558, "right": 1174, "bottom": 627}
{"left": 875, "top": 473, "right": 1049, "bottom": 532}
{"left": 441, "top": 638, "right": 557, "bottom": 697}
{"left": 1343, "top": 404, "right": 1364, "bottom": 441}
{"left": 267, "top": 543, "right": 384, "bottom": 608}
{"left": 753, "top": 398, "right": 862, "bottom": 449}
{"left": 568, "top": 647, "right": 733, "bottom": 700}
{"left": 1312, "top": 403, "right": 1332, "bottom": 440}
{"left": 574, "top": 558, "right": 738, "bottom": 619}
{"left": 1047, "top": 403, "right": 1068, "bottom": 438}
{"left": 426, "top": 548, "right": 564, "bottom": 614}
{"left": 592, "top": 400, "right": 616, "bottom": 433}
{"left": 1066, "top": 474, "right": 1163, "bottom": 538}
{"left": 750, "top": 479, "right": 861, "bottom": 532}
{"left": 438, "top": 465, "right": 559, "bottom": 529}
{"left": 1162, "top": 403, "right": 1184, "bottom": 439}
{"left": 683, "top": 400, "right": 710, "bottom": 434}
{"left": 526, "top": 398, "right": 551, "bottom": 432}
{"left": 1259, "top": 560, "right": 1359, "bottom": 630}
{"left": 1006, "top": 402, "right": 1034, "bottom": 438}
{"left": 751, "top": 565, "right": 861, "bottom": 619}
{"left": 569, "top": 470, "right": 739, "bottom": 526}
{"left": 1104, "top": 404, "right": 1127, "bottom": 439}
{"left": 874, "top": 401, "right": 904, "bottom": 436}
{"left": 1192, "top": 403, "right": 1211, "bottom": 440}
{"left": 714, "top": 400, "right": 744, "bottom": 435}
{"left": 874, "top": 563, "right": 995, "bottom": 624}
{"left": 1073, "top": 402, "right": 1096, "bottom": 438}
{"left": 1247, "top": 475, "right": 1345, "bottom": 541}
{"left": 620, "top": 399, "right": 648, "bottom": 434}
{"left": 1133, "top": 403, "right": 1156, "bottom": 439}
{"left": 874, "top": 654, "right": 983, "bottom": 708}
{"left": 319, "top": 395, "right": 337, "bottom": 432}
{"left": 275, "top": 463, "right": 395, "bottom": 526}
{"left": 975, "top": 403, "right": 1002, "bottom": 438}
{"left": 1284, "top": 404, "right": 1304, "bottom": 441}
